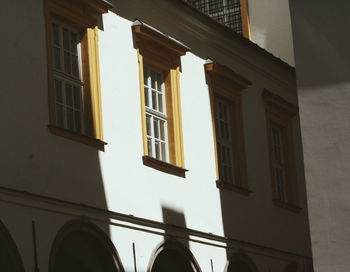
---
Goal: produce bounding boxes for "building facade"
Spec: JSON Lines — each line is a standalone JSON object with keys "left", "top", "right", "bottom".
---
{"left": 289, "top": 1, "right": 350, "bottom": 271}
{"left": 0, "top": 0, "right": 311, "bottom": 271}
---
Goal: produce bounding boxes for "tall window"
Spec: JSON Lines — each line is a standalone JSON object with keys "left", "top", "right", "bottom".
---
{"left": 132, "top": 21, "right": 189, "bottom": 177}
{"left": 215, "top": 96, "right": 235, "bottom": 184}
{"left": 269, "top": 122, "right": 288, "bottom": 202}
{"left": 263, "top": 89, "right": 300, "bottom": 210}
{"left": 188, "top": 0, "right": 250, "bottom": 37}
{"left": 205, "top": 61, "right": 250, "bottom": 193}
{"left": 52, "top": 21, "right": 84, "bottom": 134}
{"left": 44, "top": 0, "right": 110, "bottom": 150}
{"left": 144, "top": 65, "right": 168, "bottom": 162}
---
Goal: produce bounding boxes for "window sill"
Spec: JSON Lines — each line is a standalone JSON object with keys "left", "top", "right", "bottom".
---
{"left": 142, "top": 156, "right": 188, "bottom": 178}
{"left": 216, "top": 180, "right": 251, "bottom": 196}
{"left": 48, "top": 125, "right": 107, "bottom": 151}
{"left": 272, "top": 199, "right": 302, "bottom": 213}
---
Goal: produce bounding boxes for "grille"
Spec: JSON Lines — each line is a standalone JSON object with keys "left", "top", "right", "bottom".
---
{"left": 189, "top": 0, "right": 243, "bottom": 35}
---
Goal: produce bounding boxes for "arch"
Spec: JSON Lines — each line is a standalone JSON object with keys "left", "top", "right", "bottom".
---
{"left": 0, "top": 220, "right": 25, "bottom": 272}
{"left": 226, "top": 252, "right": 259, "bottom": 272}
{"left": 49, "top": 219, "right": 124, "bottom": 272}
{"left": 148, "top": 240, "right": 202, "bottom": 272}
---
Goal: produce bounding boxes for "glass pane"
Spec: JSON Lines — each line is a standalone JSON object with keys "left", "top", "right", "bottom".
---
{"left": 56, "top": 104, "right": 64, "bottom": 128}
{"left": 143, "top": 66, "right": 148, "bottom": 85}
{"left": 155, "top": 140, "right": 160, "bottom": 159}
{"left": 55, "top": 80, "right": 63, "bottom": 103}
{"left": 64, "top": 52, "right": 71, "bottom": 74}
{"left": 160, "top": 120, "right": 165, "bottom": 141}
{"left": 73, "top": 87, "right": 81, "bottom": 109}
{"left": 72, "top": 55, "right": 79, "bottom": 78}
{"left": 65, "top": 84, "right": 73, "bottom": 107}
{"left": 70, "top": 32, "right": 78, "bottom": 54}
{"left": 63, "top": 28, "right": 70, "bottom": 50}
{"left": 54, "top": 47, "right": 61, "bottom": 70}
{"left": 152, "top": 90, "right": 157, "bottom": 110}
{"left": 154, "top": 118, "right": 159, "bottom": 139}
{"left": 151, "top": 70, "right": 156, "bottom": 89}
{"left": 146, "top": 114, "right": 151, "bottom": 136}
{"left": 158, "top": 93, "right": 163, "bottom": 113}
{"left": 156, "top": 73, "right": 162, "bottom": 91}
{"left": 144, "top": 87, "right": 149, "bottom": 107}
{"left": 66, "top": 108, "right": 74, "bottom": 130}
{"left": 147, "top": 137, "right": 153, "bottom": 157}
{"left": 161, "top": 142, "right": 166, "bottom": 161}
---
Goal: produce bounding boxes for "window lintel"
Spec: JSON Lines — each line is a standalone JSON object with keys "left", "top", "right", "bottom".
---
{"left": 204, "top": 61, "right": 251, "bottom": 90}
{"left": 262, "top": 89, "right": 298, "bottom": 117}
{"left": 132, "top": 20, "right": 190, "bottom": 57}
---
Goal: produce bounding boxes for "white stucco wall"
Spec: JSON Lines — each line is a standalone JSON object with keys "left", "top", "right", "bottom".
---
{"left": 248, "top": 0, "right": 295, "bottom": 66}
{"left": 0, "top": 0, "right": 311, "bottom": 271}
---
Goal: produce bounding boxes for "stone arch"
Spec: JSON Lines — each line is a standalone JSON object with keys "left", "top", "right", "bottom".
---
{"left": 0, "top": 220, "right": 25, "bottom": 272}
{"left": 148, "top": 240, "right": 202, "bottom": 272}
{"left": 226, "top": 252, "right": 259, "bottom": 272}
{"left": 49, "top": 219, "right": 124, "bottom": 272}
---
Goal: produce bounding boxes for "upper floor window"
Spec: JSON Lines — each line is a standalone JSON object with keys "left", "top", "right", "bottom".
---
{"left": 44, "top": 0, "right": 111, "bottom": 150}
{"left": 188, "top": 0, "right": 250, "bottom": 38}
{"left": 132, "top": 21, "right": 190, "bottom": 177}
{"left": 263, "top": 89, "right": 300, "bottom": 211}
{"left": 205, "top": 61, "right": 251, "bottom": 194}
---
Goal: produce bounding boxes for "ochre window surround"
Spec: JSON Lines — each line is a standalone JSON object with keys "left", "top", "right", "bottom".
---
{"left": 132, "top": 21, "right": 190, "bottom": 178}
{"left": 44, "top": 0, "right": 111, "bottom": 151}
{"left": 263, "top": 89, "right": 301, "bottom": 212}
{"left": 205, "top": 61, "right": 251, "bottom": 194}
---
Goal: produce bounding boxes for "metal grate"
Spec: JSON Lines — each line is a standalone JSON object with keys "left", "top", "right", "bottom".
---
{"left": 189, "top": 0, "right": 243, "bottom": 35}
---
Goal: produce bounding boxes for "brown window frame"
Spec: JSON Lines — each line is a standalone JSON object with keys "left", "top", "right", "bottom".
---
{"left": 205, "top": 61, "right": 251, "bottom": 194}
{"left": 263, "top": 89, "right": 301, "bottom": 212}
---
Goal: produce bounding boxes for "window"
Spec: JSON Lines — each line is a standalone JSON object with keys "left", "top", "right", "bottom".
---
{"left": 205, "top": 61, "right": 250, "bottom": 194}
{"left": 132, "top": 21, "right": 189, "bottom": 177}
{"left": 263, "top": 89, "right": 300, "bottom": 211}
{"left": 188, "top": 0, "right": 250, "bottom": 38}
{"left": 44, "top": 0, "right": 111, "bottom": 150}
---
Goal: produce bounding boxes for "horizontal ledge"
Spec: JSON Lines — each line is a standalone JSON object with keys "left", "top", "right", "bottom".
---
{"left": 272, "top": 199, "right": 302, "bottom": 213}
{"left": 216, "top": 180, "right": 251, "bottom": 196}
{"left": 48, "top": 125, "right": 107, "bottom": 151}
{"left": 142, "top": 155, "right": 188, "bottom": 178}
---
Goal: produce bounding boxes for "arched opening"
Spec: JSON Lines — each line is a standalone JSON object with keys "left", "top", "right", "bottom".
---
{"left": 226, "top": 253, "right": 258, "bottom": 272}
{"left": 50, "top": 220, "right": 124, "bottom": 272}
{"left": 0, "top": 220, "right": 24, "bottom": 272}
{"left": 149, "top": 242, "right": 201, "bottom": 272}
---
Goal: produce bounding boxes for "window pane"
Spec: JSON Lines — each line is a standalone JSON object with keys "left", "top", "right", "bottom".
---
{"left": 154, "top": 118, "right": 159, "bottom": 139}
{"left": 158, "top": 93, "right": 163, "bottom": 113}
{"left": 147, "top": 137, "right": 153, "bottom": 157}
{"left": 63, "top": 28, "right": 70, "bottom": 50}
{"left": 53, "top": 23, "right": 60, "bottom": 46}
{"left": 70, "top": 32, "right": 78, "bottom": 55}
{"left": 161, "top": 142, "right": 166, "bottom": 161}
{"left": 65, "top": 84, "right": 73, "bottom": 107}
{"left": 73, "top": 87, "right": 81, "bottom": 109}
{"left": 55, "top": 80, "right": 63, "bottom": 103}
{"left": 54, "top": 47, "right": 61, "bottom": 70}
{"left": 152, "top": 90, "right": 157, "bottom": 110}
{"left": 72, "top": 55, "right": 79, "bottom": 78}
{"left": 151, "top": 70, "right": 156, "bottom": 89}
{"left": 146, "top": 114, "right": 151, "bottom": 136}
{"left": 64, "top": 52, "right": 71, "bottom": 74}
{"left": 160, "top": 120, "right": 165, "bottom": 141}
{"left": 155, "top": 140, "right": 160, "bottom": 159}
{"left": 144, "top": 87, "right": 149, "bottom": 107}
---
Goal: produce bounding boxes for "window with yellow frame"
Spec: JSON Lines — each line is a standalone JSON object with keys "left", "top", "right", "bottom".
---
{"left": 263, "top": 89, "right": 301, "bottom": 212}
{"left": 44, "top": 0, "right": 111, "bottom": 151}
{"left": 132, "top": 21, "right": 189, "bottom": 178}
{"left": 205, "top": 60, "right": 251, "bottom": 194}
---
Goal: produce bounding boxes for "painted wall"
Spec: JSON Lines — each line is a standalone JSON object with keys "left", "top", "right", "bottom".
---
{"left": 249, "top": 0, "right": 295, "bottom": 66}
{"left": 0, "top": 0, "right": 311, "bottom": 271}
{"left": 289, "top": 1, "right": 350, "bottom": 271}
